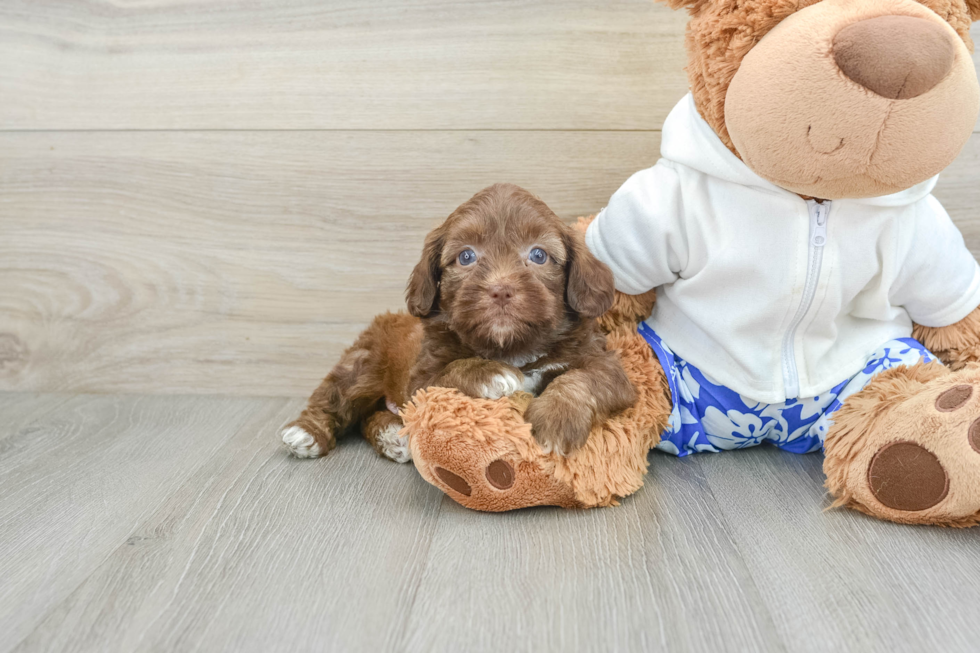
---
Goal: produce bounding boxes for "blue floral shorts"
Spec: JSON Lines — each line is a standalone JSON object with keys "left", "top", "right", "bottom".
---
{"left": 638, "top": 323, "right": 936, "bottom": 457}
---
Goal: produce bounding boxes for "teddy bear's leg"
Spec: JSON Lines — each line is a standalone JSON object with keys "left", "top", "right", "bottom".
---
{"left": 823, "top": 361, "right": 980, "bottom": 526}
{"left": 362, "top": 410, "right": 411, "bottom": 463}
{"left": 404, "top": 389, "right": 581, "bottom": 512}
{"left": 403, "top": 328, "right": 673, "bottom": 511}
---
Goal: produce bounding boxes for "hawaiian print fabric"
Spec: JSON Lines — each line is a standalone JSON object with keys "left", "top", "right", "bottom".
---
{"left": 638, "top": 322, "right": 935, "bottom": 457}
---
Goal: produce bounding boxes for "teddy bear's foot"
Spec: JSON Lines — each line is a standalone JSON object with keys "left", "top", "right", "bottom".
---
{"left": 425, "top": 455, "right": 579, "bottom": 512}
{"left": 824, "top": 362, "right": 980, "bottom": 527}
{"left": 402, "top": 388, "right": 580, "bottom": 511}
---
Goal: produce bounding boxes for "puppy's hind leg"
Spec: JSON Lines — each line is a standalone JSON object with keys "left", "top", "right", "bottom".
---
{"left": 281, "top": 344, "right": 384, "bottom": 459}
{"left": 364, "top": 411, "right": 411, "bottom": 463}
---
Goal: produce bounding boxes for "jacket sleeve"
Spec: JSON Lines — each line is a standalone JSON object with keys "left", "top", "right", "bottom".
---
{"left": 891, "top": 195, "right": 980, "bottom": 328}
{"left": 584, "top": 161, "right": 687, "bottom": 295}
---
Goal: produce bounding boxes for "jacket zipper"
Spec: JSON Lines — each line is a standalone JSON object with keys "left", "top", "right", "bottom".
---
{"left": 781, "top": 200, "right": 831, "bottom": 399}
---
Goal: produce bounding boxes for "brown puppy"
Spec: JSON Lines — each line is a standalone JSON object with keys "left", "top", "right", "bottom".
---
{"left": 280, "top": 183, "right": 636, "bottom": 462}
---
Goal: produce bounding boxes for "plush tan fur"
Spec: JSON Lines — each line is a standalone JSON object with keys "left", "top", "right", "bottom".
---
{"left": 666, "top": 0, "right": 975, "bottom": 153}
{"left": 823, "top": 362, "right": 980, "bottom": 526}
{"left": 913, "top": 306, "right": 980, "bottom": 370}
{"left": 731, "top": 0, "right": 977, "bottom": 198}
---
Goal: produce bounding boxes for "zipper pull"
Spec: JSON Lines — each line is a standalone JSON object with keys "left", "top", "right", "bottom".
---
{"left": 811, "top": 202, "right": 830, "bottom": 247}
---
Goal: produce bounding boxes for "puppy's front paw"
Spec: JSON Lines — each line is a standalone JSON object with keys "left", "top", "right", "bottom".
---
{"left": 525, "top": 394, "right": 594, "bottom": 456}
{"left": 481, "top": 369, "right": 524, "bottom": 400}
{"left": 280, "top": 425, "right": 324, "bottom": 458}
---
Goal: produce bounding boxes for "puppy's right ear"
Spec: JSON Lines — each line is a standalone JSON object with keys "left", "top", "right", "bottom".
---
{"left": 406, "top": 227, "right": 445, "bottom": 317}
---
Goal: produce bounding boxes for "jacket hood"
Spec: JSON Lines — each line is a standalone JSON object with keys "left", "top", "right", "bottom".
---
{"left": 660, "top": 93, "right": 938, "bottom": 207}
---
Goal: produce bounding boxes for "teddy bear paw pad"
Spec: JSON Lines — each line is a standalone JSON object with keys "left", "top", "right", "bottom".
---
{"left": 852, "top": 374, "right": 980, "bottom": 525}
{"left": 485, "top": 459, "right": 515, "bottom": 490}
{"left": 434, "top": 466, "right": 472, "bottom": 496}
{"left": 868, "top": 441, "right": 949, "bottom": 511}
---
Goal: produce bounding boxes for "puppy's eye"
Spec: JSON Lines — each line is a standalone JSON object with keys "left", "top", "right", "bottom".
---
{"left": 528, "top": 248, "right": 548, "bottom": 265}
{"left": 457, "top": 249, "right": 477, "bottom": 266}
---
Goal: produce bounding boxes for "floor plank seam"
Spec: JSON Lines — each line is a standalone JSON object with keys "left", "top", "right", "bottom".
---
{"left": 688, "top": 454, "right": 792, "bottom": 653}
{"left": 387, "top": 492, "right": 447, "bottom": 652}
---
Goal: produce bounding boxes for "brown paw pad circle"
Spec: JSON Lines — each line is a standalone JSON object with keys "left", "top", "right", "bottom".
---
{"left": 434, "top": 467, "right": 471, "bottom": 496}
{"left": 970, "top": 418, "right": 980, "bottom": 454}
{"left": 868, "top": 441, "right": 949, "bottom": 512}
{"left": 935, "top": 384, "right": 973, "bottom": 412}
{"left": 485, "top": 459, "right": 515, "bottom": 490}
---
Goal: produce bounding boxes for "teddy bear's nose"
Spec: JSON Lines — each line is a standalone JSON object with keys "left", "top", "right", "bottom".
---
{"left": 833, "top": 15, "right": 955, "bottom": 100}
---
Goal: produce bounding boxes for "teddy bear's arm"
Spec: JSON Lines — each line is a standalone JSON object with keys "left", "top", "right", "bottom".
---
{"left": 912, "top": 305, "right": 980, "bottom": 369}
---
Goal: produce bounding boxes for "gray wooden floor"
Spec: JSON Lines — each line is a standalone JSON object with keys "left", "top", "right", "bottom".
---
{"left": 0, "top": 392, "right": 978, "bottom": 652}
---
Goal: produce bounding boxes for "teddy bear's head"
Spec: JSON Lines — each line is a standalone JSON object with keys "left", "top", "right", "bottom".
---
{"left": 663, "top": 0, "right": 980, "bottom": 198}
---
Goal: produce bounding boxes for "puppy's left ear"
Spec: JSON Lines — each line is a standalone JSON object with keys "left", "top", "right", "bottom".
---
{"left": 562, "top": 226, "right": 615, "bottom": 318}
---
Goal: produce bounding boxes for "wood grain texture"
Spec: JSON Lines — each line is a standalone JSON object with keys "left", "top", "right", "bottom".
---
{"left": 401, "top": 455, "right": 783, "bottom": 652}
{"left": 0, "top": 393, "right": 290, "bottom": 653}
{"left": 0, "top": 130, "right": 661, "bottom": 397}
{"left": 0, "top": 0, "right": 689, "bottom": 130}
{"left": 11, "top": 399, "right": 446, "bottom": 653}
{"left": 2, "top": 131, "right": 980, "bottom": 397}
{"left": 698, "top": 447, "right": 980, "bottom": 653}
{"left": 2, "top": 2, "right": 977, "bottom": 132}
{"left": 5, "top": 393, "right": 980, "bottom": 652}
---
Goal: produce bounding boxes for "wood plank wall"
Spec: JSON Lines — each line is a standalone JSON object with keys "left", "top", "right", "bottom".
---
{"left": 1, "top": 1, "right": 978, "bottom": 397}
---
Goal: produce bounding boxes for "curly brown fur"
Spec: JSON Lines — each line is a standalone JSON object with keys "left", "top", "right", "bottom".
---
{"left": 286, "top": 184, "right": 636, "bottom": 459}
{"left": 283, "top": 311, "right": 422, "bottom": 456}
{"left": 407, "top": 184, "right": 635, "bottom": 455}
{"left": 659, "top": 0, "right": 975, "bottom": 154}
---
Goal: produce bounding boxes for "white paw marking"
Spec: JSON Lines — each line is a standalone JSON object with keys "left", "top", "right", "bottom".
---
{"left": 522, "top": 363, "right": 569, "bottom": 395}
{"left": 522, "top": 371, "right": 543, "bottom": 395}
{"left": 377, "top": 423, "right": 411, "bottom": 463}
{"left": 502, "top": 351, "right": 545, "bottom": 368}
{"left": 481, "top": 371, "right": 523, "bottom": 400}
{"left": 281, "top": 426, "right": 323, "bottom": 459}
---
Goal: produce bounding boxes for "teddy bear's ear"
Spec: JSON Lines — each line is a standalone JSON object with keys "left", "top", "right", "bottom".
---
{"left": 967, "top": 0, "right": 980, "bottom": 21}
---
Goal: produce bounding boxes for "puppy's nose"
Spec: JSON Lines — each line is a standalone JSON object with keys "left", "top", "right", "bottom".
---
{"left": 833, "top": 16, "right": 955, "bottom": 100}
{"left": 488, "top": 284, "right": 515, "bottom": 305}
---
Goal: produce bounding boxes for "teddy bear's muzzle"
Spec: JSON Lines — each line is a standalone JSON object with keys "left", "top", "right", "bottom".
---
{"left": 724, "top": 0, "right": 979, "bottom": 200}
{"left": 833, "top": 15, "right": 955, "bottom": 101}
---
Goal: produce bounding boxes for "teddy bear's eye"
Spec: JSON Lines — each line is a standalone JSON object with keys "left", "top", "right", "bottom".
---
{"left": 457, "top": 249, "right": 477, "bottom": 266}
{"left": 528, "top": 248, "right": 548, "bottom": 265}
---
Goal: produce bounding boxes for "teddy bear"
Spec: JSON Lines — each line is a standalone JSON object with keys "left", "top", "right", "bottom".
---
{"left": 402, "top": 0, "right": 980, "bottom": 526}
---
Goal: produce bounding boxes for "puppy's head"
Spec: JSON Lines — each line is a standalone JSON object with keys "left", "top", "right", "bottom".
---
{"left": 406, "top": 184, "right": 614, "bottom": 357}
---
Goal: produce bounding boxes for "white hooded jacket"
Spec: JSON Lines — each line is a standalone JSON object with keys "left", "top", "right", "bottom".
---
{"left": 586, "top": 93, "right": 980, "bottom": 404}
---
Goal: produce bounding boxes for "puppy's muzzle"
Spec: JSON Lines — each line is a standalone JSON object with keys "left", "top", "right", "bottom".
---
{"left": 488, "top": 283, "right": 516, "bottom": 307}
